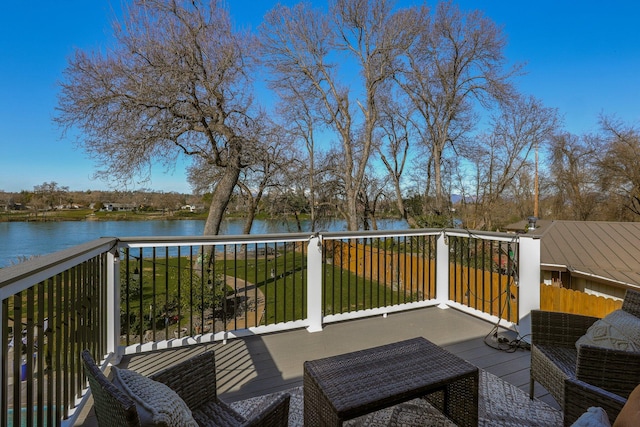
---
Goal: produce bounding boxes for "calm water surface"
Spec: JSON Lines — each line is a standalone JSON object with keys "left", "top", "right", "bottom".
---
{"left": 0, "top": 218, "right": 408, "bottom": 268}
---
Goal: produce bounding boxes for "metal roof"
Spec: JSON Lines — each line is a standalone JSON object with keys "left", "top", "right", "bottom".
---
{"left": 505, "top": 220, "right": 640, "bottom": 289}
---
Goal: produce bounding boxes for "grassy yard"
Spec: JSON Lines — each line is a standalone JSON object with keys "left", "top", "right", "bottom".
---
{"left": 119, "top": 250, "right": 419, "bottom": 334}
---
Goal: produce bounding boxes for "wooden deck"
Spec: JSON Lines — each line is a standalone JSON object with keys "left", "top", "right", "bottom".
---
{"left": 76, "top": 306, "right": 559, "bottom": 426}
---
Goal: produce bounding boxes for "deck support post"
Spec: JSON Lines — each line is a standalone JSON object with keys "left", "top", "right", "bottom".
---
{"left": 307, "top": 235, "right": 323, "bottom": 332}
{"left": 107, "top": 248, "right": 122, "bottom": 362}
{"left": 516, "top": 235, "right": 541, "bottom": 342}
{"left": 436, "top": 232, "right": 450, "bottom": 307}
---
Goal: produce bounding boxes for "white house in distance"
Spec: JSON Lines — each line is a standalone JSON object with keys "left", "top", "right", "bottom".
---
{"left": 102, "top": 203, "right": 136, "bottom": 212}
{"left": 505, "top": 219, "right": 640, "bottom": 301}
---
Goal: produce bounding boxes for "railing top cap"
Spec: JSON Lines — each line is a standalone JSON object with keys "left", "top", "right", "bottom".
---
{"left": 0, "top": 237, "right": 118, "bottom": 289}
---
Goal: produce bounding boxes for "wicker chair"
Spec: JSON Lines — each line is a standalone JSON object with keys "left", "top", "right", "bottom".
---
{"left": 563, "top": 377, "right": 627, "bottom": 426}
{"left": 529, "top": 289, "right": 640, "bottom": 426}
{"left": 82, "top": 349, "right": 290, "bottom": 427}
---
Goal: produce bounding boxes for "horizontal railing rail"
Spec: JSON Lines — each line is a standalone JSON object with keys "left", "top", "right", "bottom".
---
{"left": 0, "top": 228, "right": 540, "bottom": 426}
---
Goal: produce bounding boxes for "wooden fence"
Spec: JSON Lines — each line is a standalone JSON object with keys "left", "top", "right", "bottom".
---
{"left": 326, "top": 240, "right": 518, "bottom": 322}
{"left": 325, "top": 239, "right": 436, "bottom": 295}
{"left": 326, "top": 240, "right": 627, "bottom": 321}
{"left": 540, "top": 285, "right": 622, "bottom": 318}
{"left": 449, "top": 263, "right": 518, "bottom": 322}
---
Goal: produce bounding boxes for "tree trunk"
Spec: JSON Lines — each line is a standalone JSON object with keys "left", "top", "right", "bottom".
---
{"left": 203, "top": 163, "right": 241, "bottom": 236}
{"left": 392, "top": 180, "right": 418, "bottom": 228}
{"left": 346, "top": 186, "right": 359, "bottom": 231}
{"left": 433, "top": 147, "right": 444, "bottom": 216}
{"left": 242, "top": 199, "right": 258, "bottom": 234}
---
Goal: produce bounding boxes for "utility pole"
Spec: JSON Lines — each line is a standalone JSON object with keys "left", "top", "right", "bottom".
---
{"left": 534, "top": 141, "right": 539, "bottom": 218}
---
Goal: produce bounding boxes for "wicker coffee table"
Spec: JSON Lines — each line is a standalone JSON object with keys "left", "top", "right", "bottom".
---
{"left": 303, "top": 337, "right": 478, "bottom": 426}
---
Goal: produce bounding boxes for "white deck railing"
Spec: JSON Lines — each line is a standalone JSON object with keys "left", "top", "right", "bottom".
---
{"left": 0, "top": 228, "right": 540, "bottom": 426}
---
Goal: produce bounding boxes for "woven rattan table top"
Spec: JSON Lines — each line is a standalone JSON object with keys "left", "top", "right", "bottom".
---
{"left": 303, "top": 336, "right": 478, "bottom": 422}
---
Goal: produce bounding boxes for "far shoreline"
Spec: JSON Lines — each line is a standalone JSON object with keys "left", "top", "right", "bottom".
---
{"left": 0, "top": 208, "right": 208, "bottom": 223}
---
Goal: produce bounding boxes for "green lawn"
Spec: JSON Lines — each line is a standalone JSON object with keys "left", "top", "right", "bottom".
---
{"left": 119, "top": 250, "right": 418, "bottom": 332}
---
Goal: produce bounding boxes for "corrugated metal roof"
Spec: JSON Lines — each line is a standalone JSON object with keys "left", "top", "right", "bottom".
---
{"left": 511, "top": 220, "right": 640, "bottom": 288}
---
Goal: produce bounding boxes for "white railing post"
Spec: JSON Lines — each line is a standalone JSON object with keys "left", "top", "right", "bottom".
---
{"left": 436, "top": 232, "right": 450, "bottom": 307}
{"left": 307, "top": 235, "right": 323, "bottom": 332}
{"left": 107, "top": 249, "right": 122, "bottom": 362}
{"left": 517, "top": 235, "right": 541, "bottom": 342}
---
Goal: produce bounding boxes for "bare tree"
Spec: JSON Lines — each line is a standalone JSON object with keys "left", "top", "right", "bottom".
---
{"left": 274, "top": 78, "right": 326, "bottom": 230}
{"left": 548, "top": 132, "right": 601, "bottom": 220}
{"left": 462, "top": 96, "right": 557, "bottom": 230}
{"left": 236, "top": 128, "right": 298, "bottom": 234}
{"left": 358, "top": 170, "right": 388, "bottom": 230}
{"left": 376, "top": 88, "right": 420, "bottom": 227}
{"left": 261, "top": 0, "right": 425, "bottom": 230}
{"left": 398, "top": 1, "right": 520, "bottom": 218}
{"left": 33, "top": 182, "right": 70, "bottom": 211}
{"left": 55, "top": 0, "right": 261, "bottom": 237}
{"left": 598, "top": 116, "right": 640, "bottom": 217}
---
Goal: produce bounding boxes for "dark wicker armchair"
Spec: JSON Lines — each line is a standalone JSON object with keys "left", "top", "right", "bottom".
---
{"left": 563, "top": 377, "right": 627, "bottom": 426}
{"left": 529, "top": 289, "right": 640, "bottom": 426}
{"left": 82, "top": 350, "right": 290, "bottom": 427}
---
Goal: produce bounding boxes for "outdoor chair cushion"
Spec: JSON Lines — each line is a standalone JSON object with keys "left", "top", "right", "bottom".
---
{"left": 531, "top": 289, "right": 640, "bottom": 426}
{"left": 112, "top": 366, "right": 198, "bottom": 427}
{"left": 83, "top": 349, "right": 290, "bottom": 427}
{"left": 568, "top": 383, "right": 640, "bottom": 427}
{"left": 576, "top": 309, "right": 640, "bottom": 352}
{"left": 570, "top": 407, "right": 611, "bottom": 427}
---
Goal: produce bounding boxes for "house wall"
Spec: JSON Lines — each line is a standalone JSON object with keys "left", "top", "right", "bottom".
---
{"left": 575, "top": 278, "right": 626, "bottom": 301}
{"left": 541, "top": 270, "right": 568, "bottom": 288}
{"left": 542, "top": 269, "right": 627, "bottom": 301}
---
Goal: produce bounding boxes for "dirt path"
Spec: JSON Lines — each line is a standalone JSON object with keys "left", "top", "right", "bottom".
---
{"left": 223, "top": 275, "right": 266, "bottom": 329}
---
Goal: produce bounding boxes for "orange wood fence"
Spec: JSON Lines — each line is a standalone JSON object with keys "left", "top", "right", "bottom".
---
{"left": 324, "top": 241, "right": 623, "bottom": 321}
{"left": 325, "top": 240, "right": 518, "bottom": 322}
{"left": 325, "top": 240, "right": 436, "bottom": 295}
{"left": 540, "top": 285, "right": 622, "bottom": 318}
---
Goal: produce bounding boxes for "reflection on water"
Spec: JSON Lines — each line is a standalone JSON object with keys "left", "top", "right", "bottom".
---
{"left": 0, "top": 218, "right": 408, "bottom": 268}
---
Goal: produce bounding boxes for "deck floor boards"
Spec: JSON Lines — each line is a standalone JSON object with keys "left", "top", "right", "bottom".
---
{"left": 76, "top": 306, "right": 559, "bottom": 426}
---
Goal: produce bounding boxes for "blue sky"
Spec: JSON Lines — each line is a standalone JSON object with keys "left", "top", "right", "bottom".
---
{"left": 1, "top": 1, "right": 639, "bottom": 194}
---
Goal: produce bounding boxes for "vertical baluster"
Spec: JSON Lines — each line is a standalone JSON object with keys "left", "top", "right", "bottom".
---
{"left": 254, "top": 243, "right": 259, "bottom": 326}
{"left": 302, "top": 240, "right": 307, "bottom": 319}
{"left": 262, "top": 243, "right": 268, "bottom": 325}
{"left": 292, "top": 241, "right": 297, "bottom": 321}
{"left": 24, "top": 287, "right": 34, "bottom": 427}
{"left": 355, "top": 239, "right": 359, "bottom": 311}
{"left": 12, "top": 293, "right": 21, "bottom": 427}
{"left": 283, "top": 242, "right": 287, "bottom": 322}
{"left": 368, "top": 238, "right": 373, "bottom": 309}
{"left": 242, "top": 242, "right": 248, "bottom": 329}
{"left": 189, "top": 246, "right": 194, "bottom": 336}
{"left": 34, "top": 280, "right": 44, "bottom": 426}
{"left": 481, "top": 240, "right": 486, "bottom": 313}
{"left": 52, "top": 274, "right": 61, "bottom": 424}
{"left": 199, "top": 245, "right": 205, "bottom": 335}
{"left": 177, "top": 246, "right": 182, "bottom": 338}
{"left": 164, "top": 247, "right": 169, "bottom": 340}
{"left": 149, "top": 247, "right": 156, "bottom": 342}
{"left": 1, "top": 298, "right": 9, "bottom": 427}
{"left": 123, "top": 249, "right": 130, "bottom": 345}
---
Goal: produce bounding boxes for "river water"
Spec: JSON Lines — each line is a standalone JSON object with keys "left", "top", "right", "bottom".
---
{"left": 0, "top": 218, "right": 408, "bottom": 268}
